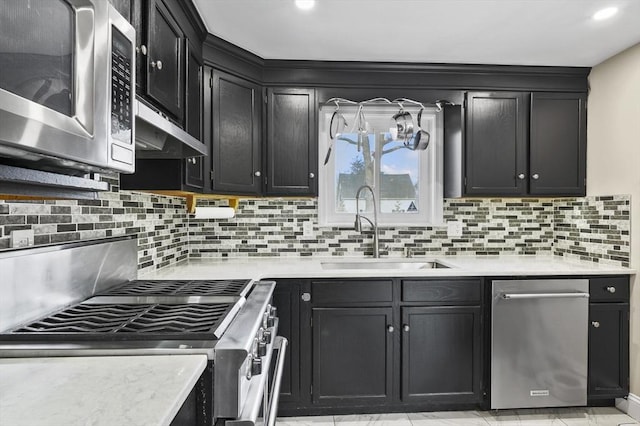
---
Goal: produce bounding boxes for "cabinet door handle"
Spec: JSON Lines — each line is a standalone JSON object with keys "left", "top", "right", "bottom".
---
{"left": 137, "top": 45, "right": 147, "bottom": 55}
{"left": 517, "top": 173, "right": 525, "bottom": 180}
{"left": 403, "top": 324, "right": 410, "bottom": 332}
{"left": 532, "top": 173, "right": 540, "bottom": 180}
{"left": 309, "top": 172, "right": 315, "bottom": 179}
{"left": 592, "top": 321, "right": 600, "bottom": 328}
{"left": 301, "top": 292, "right": 311, "bottom": 302}
{"left": 387, "top": 325, "right": 394, "bottom": 333}
{"left": 606, "top": 286, "right": 616, "bottom": 293}
{"left": 151, "top": 60, "right": 163, "bottom": 70}
{"left": 254, "top": 171, "right": 262, "bottom": 177}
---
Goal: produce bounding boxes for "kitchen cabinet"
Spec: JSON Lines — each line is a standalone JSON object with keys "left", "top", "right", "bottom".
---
{"left": 146, "top": 0, "right": 184, "bottom": 122}
{"left": 210, "top": 69, "right": 263, "bottom": 195}
{"left": 312, "top": 307, "right": 394, "bottom": 405}
{"left": 266, "top": 88, "right": 317, "bottom": 196}
{"left": 184, "top": 39, "right": 204, "bottom": 189}
{"left": 310, "top": 279, "right": 394, "bottom": 406}
{"left": 588, "top": 276, "right": 630, "bottom": 400}
{"left": 400, "top": 279, "right": 483, "bottom": 405}
{"left": 271, "top": 279, "right": 305, "bottom": 405}
{"left": 457, "top": 91, "right": 586, "bottom": 197}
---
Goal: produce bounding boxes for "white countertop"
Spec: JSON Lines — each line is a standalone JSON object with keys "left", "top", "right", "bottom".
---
{"left": 140, "top": 255, "right": 634, "bottom": 280}
{"left": 0, "top": 355, "right": 207, "bottom": 426}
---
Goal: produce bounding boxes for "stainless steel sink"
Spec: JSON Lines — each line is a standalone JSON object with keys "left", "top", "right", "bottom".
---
{"left": 320, "top": 261, "right": 450, "bottom": 270}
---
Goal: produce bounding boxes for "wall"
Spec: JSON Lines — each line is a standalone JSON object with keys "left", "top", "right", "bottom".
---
{"left": 587, "top": 42, "right": 640, "bottom": 396}
{"left": 0, "top": 177, "right": 189, "bottom": 274}
{"left": 190, "top": 196, "right": 630, "bottom": 266}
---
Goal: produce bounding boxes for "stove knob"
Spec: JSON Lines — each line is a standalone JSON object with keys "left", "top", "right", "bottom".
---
{"left": 263, "top": 329, "right": 272, "bottom": 344}
{"left": 257, "top": 341, "right": 267, "bottom": 357}
{"left": 263, "top": 311, "right": 270, "bottom": 329}
{"left": 251, "top": 356, "right": 262, "bottom": 376}
{"left": 266, "top": 306, "right": 277, "bottom": 327}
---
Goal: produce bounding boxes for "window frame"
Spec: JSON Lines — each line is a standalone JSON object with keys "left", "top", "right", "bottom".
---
{"left": 318, "top": 104, "right": 444, "bottom": 227}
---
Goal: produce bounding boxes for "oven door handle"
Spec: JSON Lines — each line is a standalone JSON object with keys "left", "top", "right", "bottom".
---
{"left": 266, "top": 336, "right": 288, "bottom": 426}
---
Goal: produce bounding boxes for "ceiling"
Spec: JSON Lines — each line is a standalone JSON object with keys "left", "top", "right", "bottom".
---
{"left": 192, "top": 0, "right": 640, "bottom": 67}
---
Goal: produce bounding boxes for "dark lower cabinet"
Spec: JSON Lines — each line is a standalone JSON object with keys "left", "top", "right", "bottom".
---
{"left": 401, "top": 306, "right": 482, "bottom": 404}
{"left": 588, "top": 276, "right": 630, "bottom": 401}
{"left": 312, "top": 307, "right": 393, "bottom": 405}
{"left": 272, "top": 280, "right": 303, "bottom": 405}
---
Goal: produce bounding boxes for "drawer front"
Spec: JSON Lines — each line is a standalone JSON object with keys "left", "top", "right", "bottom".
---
{"left": 311, "top": 280, "right": 393, "bottom": 304}
{"left": 589, "top": 276, "right": 630, "bottom": 303}
{"left": 402, "top": 279, "right": 481, "bottom": 303}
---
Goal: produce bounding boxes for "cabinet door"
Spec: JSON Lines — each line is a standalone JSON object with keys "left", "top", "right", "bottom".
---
{"left": 184, "top": 40, "right": 203, "bottom": 189}
{"left": 588, "top": 303, "right": 629, "bottom": 399}
{"left": 210, "top": 70, "right": 262, "bottom": 194}
{"left": 530, "top": 92, "right": 586, "bottom": 196}
{"left": 147, "top": 0, "right": 184, "bottom": 120}
{"left": 312, "top": 308, "right": 393, "bottom": 405}
{"left": 272, "top": 280, "right": 302, "bottom": 404}
{"left": 266, "top": 88, "right": 317, "bottom": 196}
{"left": 465, "top": 92, "right": 529, "bottom": 196}
{"left": 401, "top": 306, "right": 482, "bottom": 404}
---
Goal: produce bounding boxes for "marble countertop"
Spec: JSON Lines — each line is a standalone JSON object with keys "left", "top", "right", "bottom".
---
{"left": 140, "top": 255, "right": 634, "bottom": 280}
{"left": 0, "top": 355, "right": 207, "bottom": 426}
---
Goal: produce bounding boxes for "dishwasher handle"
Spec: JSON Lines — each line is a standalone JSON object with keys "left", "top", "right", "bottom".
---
{"left": 501, "top": 292, "right": 590, "bottom": 300}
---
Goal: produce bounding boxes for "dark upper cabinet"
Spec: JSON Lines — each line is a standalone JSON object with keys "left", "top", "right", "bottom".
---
{"left": 210, "top": 69, "right": 262, "bottom": 195}
{"left": 146, "top": 0, "right": 184, "bottom": 121}
{"left": 588, "top": 276, "right": 630, "bottom": 400}
{"left": 312, "top": 307, "right": 394, "bottom": 405}
{"left": 529, "top": 92, "right": 586, "bottom": 196}
{"left": 266, "top": 88, "right": 317, "bottom": 196}
{"left": 184, "top": 40, "right": 204, "bottom": 189}
{"left": 464, "top": 92, "right": 529, "bottom": 196}
{"left": 450, "top": 91, "right": 587, "bottom": 197}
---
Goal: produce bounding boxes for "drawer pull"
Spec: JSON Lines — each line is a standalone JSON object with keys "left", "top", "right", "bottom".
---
{"left": 592, "top": 321, "right": 600, "bottom": 328}
{"left": 606, "top": 286, "right": 616, "bottom": 293}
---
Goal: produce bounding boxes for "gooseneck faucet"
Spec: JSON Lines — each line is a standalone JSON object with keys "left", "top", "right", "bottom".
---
{"left": 354, "top": 184, "right": 380, "bottom": 258}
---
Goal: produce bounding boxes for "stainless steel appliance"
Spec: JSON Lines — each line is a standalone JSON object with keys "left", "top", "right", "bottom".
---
{"left": 0, "top": 0, "right": 136, "bottom": 174}
{"left": 491, "top": 279, "right": 589, "bottom": 409}
{"left": 0, "top": 238, "right": 286, "bottom": 426}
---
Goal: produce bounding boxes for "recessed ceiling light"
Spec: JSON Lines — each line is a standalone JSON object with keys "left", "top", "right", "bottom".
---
{"left": 295, "top": 0, "right": 315, "bottom": 11}
{"left": 592, "top": 7, "right": 618, "bottom": 20}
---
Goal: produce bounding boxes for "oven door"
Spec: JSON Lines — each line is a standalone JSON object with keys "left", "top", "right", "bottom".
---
{"left": 225, "top": 336, "right": 288, "bottom": 426}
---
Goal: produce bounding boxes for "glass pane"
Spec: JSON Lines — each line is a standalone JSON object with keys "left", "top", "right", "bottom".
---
{"left": 0, "top": 0, "right": 74, "bottom": 116}
{"left": 379, "top": 141, "right": 421, "bottom": 214}
{"left": 331, "top": 105, "right": 424, "bottom": 215}
{"left": 334, "top": 132, "right": 375, "bottom": 214}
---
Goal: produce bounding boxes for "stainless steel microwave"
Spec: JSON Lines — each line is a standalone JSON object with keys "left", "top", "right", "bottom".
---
{"left": 0, "top": 0, "right": 136, "bottom": 175}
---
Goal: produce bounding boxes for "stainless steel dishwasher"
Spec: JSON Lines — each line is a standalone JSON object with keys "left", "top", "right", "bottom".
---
{"left": 491, "top": 279, "right": 590, "bottom": 409}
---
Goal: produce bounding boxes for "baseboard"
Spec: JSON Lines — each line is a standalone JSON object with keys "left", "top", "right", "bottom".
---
{"left": 616, "top": 393, "right": 640, "bottom": 422}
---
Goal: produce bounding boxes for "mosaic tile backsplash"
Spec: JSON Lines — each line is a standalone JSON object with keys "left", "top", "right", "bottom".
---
{"left": 0, "top": 179, "right": 631, "bottom": 270}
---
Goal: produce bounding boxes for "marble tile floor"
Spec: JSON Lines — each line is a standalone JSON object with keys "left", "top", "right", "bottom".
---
{"left": 277, "top": 407, "right": 639, "bottom": 426}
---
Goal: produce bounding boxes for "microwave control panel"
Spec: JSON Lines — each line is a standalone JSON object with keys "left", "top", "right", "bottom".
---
{"left": 110, "top": 27, "right": 133, "bottom": 146}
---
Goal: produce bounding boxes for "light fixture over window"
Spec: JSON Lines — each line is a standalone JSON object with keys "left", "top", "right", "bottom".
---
{"left": 592, "top": 7, "right": 618, "bottom": 20}
{"left": 295, "top": 0, "right": 315, "bottom": 11}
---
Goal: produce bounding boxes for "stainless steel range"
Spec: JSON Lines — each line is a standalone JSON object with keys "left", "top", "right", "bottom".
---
{"left": 0, "top": 237, "right": 286, "bottom": 426}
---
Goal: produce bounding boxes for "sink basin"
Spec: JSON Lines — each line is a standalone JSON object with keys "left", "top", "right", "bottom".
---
{"left": 321, "top": 261, "right": 450, "bottom": 270}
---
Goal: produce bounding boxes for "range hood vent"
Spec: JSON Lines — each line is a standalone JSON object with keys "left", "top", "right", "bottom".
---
{"left": 134, "top": 99, "right": 208, "bottom": 159}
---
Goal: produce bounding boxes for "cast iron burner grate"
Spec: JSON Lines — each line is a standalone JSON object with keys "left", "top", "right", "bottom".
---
{"left": 102, "top": 279, "right": 251, "bottom": 296}
{"left": 8, "top": 303, "right": 235, "bottom": 340}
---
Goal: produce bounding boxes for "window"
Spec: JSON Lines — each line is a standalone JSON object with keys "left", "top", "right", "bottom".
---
{"left": 318, "top": 104, "right": 443, "bottom": 226}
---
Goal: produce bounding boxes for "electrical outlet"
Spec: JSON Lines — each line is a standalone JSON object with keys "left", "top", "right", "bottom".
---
{"left": 447, "top": 221, "right": 463, "bottom": 238}
{"left": 10, "top": 229, "right": 35, "bottom": 248}
{"left": 302, "top": 221, "right": 314, "bottom": 237}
